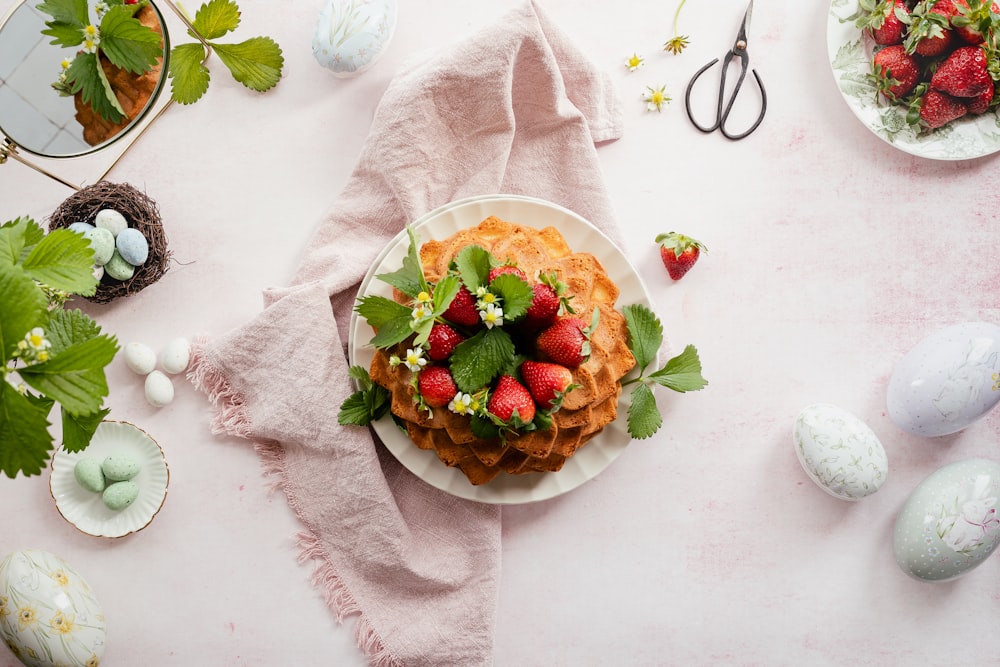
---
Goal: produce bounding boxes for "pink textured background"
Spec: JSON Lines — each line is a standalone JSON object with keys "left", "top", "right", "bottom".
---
{"left": 2, "top": 0, "right": 999, "bottom": 665}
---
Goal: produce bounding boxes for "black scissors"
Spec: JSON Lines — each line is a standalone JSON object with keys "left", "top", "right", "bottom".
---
{"left": 684, "top": 0, "right": 766, "bottom": 140}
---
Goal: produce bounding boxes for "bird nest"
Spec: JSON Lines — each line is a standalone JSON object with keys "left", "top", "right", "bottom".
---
{"left": 48, "top": 181, "right": 170, "bottom": 304}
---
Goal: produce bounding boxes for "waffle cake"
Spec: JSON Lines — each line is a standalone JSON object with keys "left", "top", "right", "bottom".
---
{"left": 368, "top": 216, "right": 636, "bottom": 485}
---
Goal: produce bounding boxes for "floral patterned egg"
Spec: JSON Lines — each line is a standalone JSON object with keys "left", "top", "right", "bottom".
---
{"left": 887, "top": 322, "right": 1000, "bottom": 437}
{"left": 0, "top": 549, "right": 105, "bottom": 667}
{"left": 312, "top": 0, "right": 397, "bottom": 77}
{"left": 893, "top": 459, "right": 1000, "bottom": 582}
{"left": 793, "top": 403, "right": 888, "bottom": 501}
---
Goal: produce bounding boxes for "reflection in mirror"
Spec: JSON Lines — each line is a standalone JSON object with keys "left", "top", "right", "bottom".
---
{"left": 0, "top": 0, "right": 168, "bottom": 159}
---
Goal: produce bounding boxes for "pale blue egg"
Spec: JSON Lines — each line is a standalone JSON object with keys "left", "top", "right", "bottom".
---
{"left": 116, "top": 227, "right": 149, "bottom": 265}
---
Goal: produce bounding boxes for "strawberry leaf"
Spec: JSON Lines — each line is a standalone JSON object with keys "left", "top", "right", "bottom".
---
{"left": 211, "top": 37, "right": 284, "bottom": 93}
{"left": 169, "top": 42, "right": 211, "bottom": 104}
{"left": 627, "top": 382, "right": 661, "bottom": 440}
{"left": 449, "top": 328, "right": 515, "bottom": 393}
{"left": 369, "top": 315, "right": 414, "bottom": 349}
{"left": 21, "top": 228, "right": 97, "bottom": 296}
{"left": 61, "top": 405, "right": 110, "bottom": 454}
{"left": 339, "top": 366, "right": 390, "bottom": 426}
{"left": 489, "top": 273, "right": 533, "bottom": 321}
{"left": 454, "top": 244, "right": 492, "bottom": 292}
{"left": 622, "top": 303, "right": 662, "bottom": 374}
{"left": 65, "top": 52, "right": 126, "bottom": 123}
{"left": 355, "top": 295, "right": 411, "bottom": 329}
{"left": 191, "top": 0, "right": 242, "bottom": 40}
{"left": 19, "top": 328, "right": 118, "bottom": 416}
{"left": 376, "top": 226, "right": 427, "bottom": 298}
{"left": 647, "top": 345, "right": 708, "bottom": 393}
{"left": 38, "top": 0, "right": 88, "bottom": 46}
{"left": 99, "top": 5, "right": 163, "bottom": 74}
{"left": 0, "top": 217, "right": 43, "bottom": 267}
{"left": 0, "top": 265, "right": 49, "bottom": 362}
{"left": 0, "top": 382, "right": 54, "bottom": 478}
{"left": 431, "top": 275, "right": 462, "bottom": 316}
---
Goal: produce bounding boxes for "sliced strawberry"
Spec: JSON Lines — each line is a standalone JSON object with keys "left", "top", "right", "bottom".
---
{"left": 442, "top": 285, "right": 480, "bottom": 327}
{"left": 487, "top": 375, "right": 536, "bottom": 424}
{"left": 521, "top": 360, "right": 577, "bottom": 411}
{"left": 426, "top": 323, "right": 465, "bottom": 361}
{"left": 931, "top": 45, "right": 991, "bottom": 97}
{"left": 418, "top": 365, "right": 458, "bottom": 408}
{"left": 536, "top": 317, "right": 591, "bottom": 368}
{"left": 656, "top": 232, "right": 706, "bottom": 281}
{"left": 920, "top": 89, "right": 968, "bottom": 128}
{"left": 871, "top": 45, "right": 921, "bottom": 101}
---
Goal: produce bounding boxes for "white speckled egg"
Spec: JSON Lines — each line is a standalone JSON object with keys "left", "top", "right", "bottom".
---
{"left": 312, "top": 0, "right": 397, "bottom": 77}
{"left": 144, "top": 370, "right": 174, "bottom": 407}
{"left": 123, "top": 342, "right": 157, "bottom": 375}
{"left": 793, "top": 403, "right": 888, "bottom": 500}
{"left": 887, "top": 322, "right": 1000, "bottom": 437}
{"left": 159, "top": 337, "right": 190, "bottom": 375}
{"left": 94, "top": 208, "right": 127, "bottom": 237}
{"left": 893, "top": 458, "right": 1000, "bottom": 582}
{"left": 104, "top": 251, "right": 135, "bottom": 281}
{"left": 115, "top": 228, "right": 148, "bottom": 265}
{"left": 0, "top": 549, "right": 106, "bottom": 667}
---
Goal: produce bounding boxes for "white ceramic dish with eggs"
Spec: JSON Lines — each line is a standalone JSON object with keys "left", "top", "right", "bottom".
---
{"left": 49, "top": 421, "right": 169, "bottom": 538}
{"left": 0, "top": 548, "right": 106, "bottom": 667}
{"left": 894, "top": 458, "right": 1000, "bottom": 582}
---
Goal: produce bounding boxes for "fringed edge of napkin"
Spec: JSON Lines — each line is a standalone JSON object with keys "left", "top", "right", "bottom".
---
{"left": 187, "top": 337, "right": 402, "bottom": 667}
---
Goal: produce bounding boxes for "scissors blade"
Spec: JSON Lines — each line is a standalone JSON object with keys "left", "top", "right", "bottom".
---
{"left": 735, "top": 0, "right": 753, "bottom": 51}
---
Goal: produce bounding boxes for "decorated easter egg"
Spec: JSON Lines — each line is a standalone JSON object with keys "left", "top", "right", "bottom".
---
{"left": 115, "top": 228, "right": 148, "bottom": 265}
{"left": 793, "top": 403, "right": 888, "bottom": 500}
{"left": 893, "top": 458, "right": 1000, "bottom": 582}
{"left": 104, "top": 251, "right": 135, "bottom": 281}
{"left": 144, "top": 370, "right": 174, "bottom": 407}
{"left": 123, "top": 342, "right": 157, "bottom": 375}
{"left": 94, "top": 209, "right": 127, "bottom": 237}
{"left": 82, "top": 226, "right": 115, "bottom": 266}
{"left": 0, "top": 549, "right": 106, "bottom": 667}
{"left": 887, "top": 322, "right": 1000, "bottom": 437}
{"left": 312, "top": 0, "right": 397, "bottom": 77}
{"left": 159, "top": 337, "right": 190, "bottom": 375}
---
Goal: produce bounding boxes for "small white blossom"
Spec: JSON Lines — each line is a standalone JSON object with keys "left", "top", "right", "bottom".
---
{"left": 480, "top": 303, "right": 504, "bottom": 329}
{"left": 448, "top": 392, "right": 474, "bottom": 415}
{"left": 81, "top": 25, "right": 100, "bottom": 54}
{"left": 403, "top": 348, "right": 427, "bottom": 372}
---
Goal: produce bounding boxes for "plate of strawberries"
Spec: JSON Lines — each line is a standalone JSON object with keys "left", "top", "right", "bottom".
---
{"left": 828, "top": 0, "right": 1000, "bottom": 159}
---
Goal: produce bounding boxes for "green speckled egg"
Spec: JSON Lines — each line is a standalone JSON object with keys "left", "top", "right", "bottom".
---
{"left": 103, "top": 480, "right": 139, "bottom": 510}
{"left": 73, "top": 458, "right": 106, "bottom": 493}
{"left": 84, "top": 226, "right": 116, "bottom": 266}
{"left": 104, "top": 250, "right": 136, "bottom": 281}
{"left": 102, "top": 453, "right": 140, "bottom": 481}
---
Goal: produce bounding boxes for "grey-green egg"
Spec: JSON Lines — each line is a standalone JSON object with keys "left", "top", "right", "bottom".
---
{"left": 102, "top": 480, "right": 139, "bottom": 510}
{"left": 102, "top": 454, "right": 140, "bottom": 481}
{"left": 83, "top": 226, "right": 116, "bottom": 266}
{"left": 73, "top": 458, "right": 106, "bottom": 493}
{"left": 105, "top": 250, "right": 136, "bottom": 281}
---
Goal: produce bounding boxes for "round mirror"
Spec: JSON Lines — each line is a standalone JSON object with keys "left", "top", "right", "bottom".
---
{"left": 0, "top": 0, "right": 169, "bottom": 158}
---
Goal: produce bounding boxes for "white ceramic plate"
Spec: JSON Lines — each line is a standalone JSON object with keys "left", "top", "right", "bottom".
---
{"left": 49, "top": 421, "right": 169, "bottom": 538}
{"left": 348, "top": 194, "right": 657, "bottom": 504}
{"left": 827, "top": 0, "right": 1000, "bottom": 160}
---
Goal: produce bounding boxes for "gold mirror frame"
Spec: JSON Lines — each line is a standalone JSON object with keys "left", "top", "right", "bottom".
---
{"left": 0, "top": 0, "right": 212, "bottom": 191}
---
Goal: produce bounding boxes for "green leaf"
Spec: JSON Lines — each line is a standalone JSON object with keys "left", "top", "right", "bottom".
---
{"left": 61, "top": 406, "right": 110, "bottom": 454}
{"left": 211, "top": 37, "right": 284, "bottom": 93}
{"left": 338, "top": 367, "right": 389, "bottom": 426}
{"left": 355, "top": 295, "right": 411, "bottom": 329}
{"left": 192, "top": 0, "right": 242, "bottom": 39}
{"left": 647, "top": 344, "right": 708, "bottom": 393}
{"left": 431, "top": 275, "right": 461, "bottom": 316}
{"left": 623, "top": 303, "right": 663, "bottom": 374}
{"left": 454, "top": 245, "right": 492, "bottom": 293}
{"left": 489, "top": 273, "right": 533, "bottom": 321}
{"left": 0, "top": 381, "right": 54, "bottom": 478}
{"left": 376, "top": 226, "right": 426, "bottom": 298}
{"left": 0, "top": 264, "right": 48, "bottom": 361}
{"left": 169, "top": 42, "right": 211, "bottom": 104}
{"left": 44, "top": 308, "right": 107, "bottom": 356}
{"left": 449, "top": 328, "right": 515, "bottom": 394}
{"left": 0, "top": 217, "right": 40, "bottom": 266}
{"left": 627, "top": 382, "right": 661, "bottom": 440}
{"left": 20, "top": 333, "right": 118, "bottom": 416}
{"left": 369, "top": 315, "right": 415, "bottom": 349}
{"left": 38, "top": 0, "right": 88, "bottom": 46}
{"left": 66, "top": 52, "right": 126, "bottom": 123}
{"left": 21, "top": 228, "right": 97, "bottom": 296}
{"left": 99, "top": 5, "right": 163, "bottom": 74}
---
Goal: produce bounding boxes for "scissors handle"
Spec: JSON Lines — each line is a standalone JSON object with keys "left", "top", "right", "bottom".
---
{"left": 684, "top": 51, "right": 767, "bottom": 141}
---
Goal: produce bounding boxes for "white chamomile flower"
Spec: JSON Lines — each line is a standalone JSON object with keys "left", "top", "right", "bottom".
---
{"left": 448, "top": 392, "right": 474, "bottom": 415}
{"left": 480, "top": 303, "right": 503, "bottom": 329}
{"left": 81, "top": 25, "right": 100, "bottom": 53}
{"left": 411, "top": 303, "right": 431, "bottom": 321}
{"left": 403, "top": 348, "right": 427, "bottom": 372}
{"left": 625, "top": 53, "right": 645, "bottom": 72}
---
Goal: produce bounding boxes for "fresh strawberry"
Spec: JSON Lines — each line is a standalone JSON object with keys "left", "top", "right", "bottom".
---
{"left": 442, "top": 285, "right": 480, "bottom": 327}
{"left": 487, "top": 265, "right": 527, "bottom": 283}
{"left": 417, "top": 365, "right": 458, "bottom": 408}
{"left": 520, "top": 360, "right": 577, "bottom": 411}
{"left": 536, "top": 317, "right": 591, "bottom": 368}
{"left": 487, "top": 375, "right": 536, "bottom": 424}
{"left": 920, "top": 88, "right": 969, "bottom": 127}
{"left": 523, "top": 273, "right": 574, "bottom": 329}
{"left": 905, "top": 0, "right": 958, "bottom": 56}
{"left": 966, "top": 83, "right": 995, "bottom": 112}
{"left": 951, "top": 0, "right": 1000, "bottom": 44}
{"left": 871, "top": 45, "right": 921, "bottom": 100}
{"left": 856, "top": 0, "right": 910, "bottom": 45}
{"left": 426, "top": 323, "right": 465, "bottom": 361}
{"left": 655, "top": 232, "right": 706, "bottom": 281}
{"left": 931, "top": 45, "right": 992, "bottom": 97}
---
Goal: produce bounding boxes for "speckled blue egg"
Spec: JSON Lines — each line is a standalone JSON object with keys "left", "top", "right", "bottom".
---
{"left": 116, "top": 227, "right": 149, "bottom": 265}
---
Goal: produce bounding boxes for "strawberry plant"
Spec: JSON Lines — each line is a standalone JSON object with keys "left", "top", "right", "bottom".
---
{"left": 0, "top": 217, "right": 119, "bottom": 478}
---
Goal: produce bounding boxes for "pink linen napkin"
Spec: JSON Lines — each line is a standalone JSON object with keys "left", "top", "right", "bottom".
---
{"left": 188, "top": 1, "right": 623, "bottom": 665}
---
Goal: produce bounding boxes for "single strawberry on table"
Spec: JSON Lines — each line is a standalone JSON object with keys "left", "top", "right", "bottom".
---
{"left": 417, "top": 365, "right": 458, "bottom": 408}
{"left": 487, "top": 375, "right": 536, "bottom": 424}
{"left": 656, "top": 232, "right": 706, "bottom": 281}
{"left": 521, "top": 360, "right": 577, "bottom": 411}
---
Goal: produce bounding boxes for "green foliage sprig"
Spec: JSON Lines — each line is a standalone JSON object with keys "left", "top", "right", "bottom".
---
{"left": 0, "top": 217, "right": 118, "bottom": 478}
